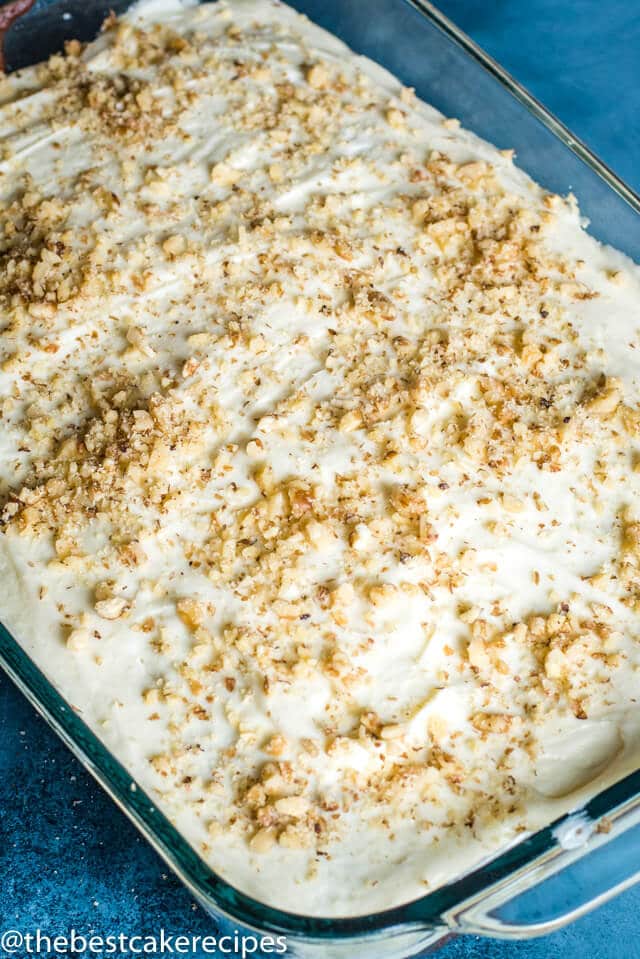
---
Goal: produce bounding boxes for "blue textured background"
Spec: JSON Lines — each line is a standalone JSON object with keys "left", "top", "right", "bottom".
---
{"left": 1, "top": 2, "right": 639, "bottom": 957}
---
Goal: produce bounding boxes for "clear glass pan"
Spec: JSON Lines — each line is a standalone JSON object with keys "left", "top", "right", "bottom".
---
{"left": 2, "top": 1, "right": 640, "bottom": 956}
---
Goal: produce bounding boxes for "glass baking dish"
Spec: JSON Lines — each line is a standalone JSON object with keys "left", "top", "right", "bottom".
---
{"left": 2, "top": 0, "right": 640, "bottom": 955}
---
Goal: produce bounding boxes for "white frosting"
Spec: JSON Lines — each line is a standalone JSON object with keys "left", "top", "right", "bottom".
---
{"left": 0, "top": 0, "right": 639, "bottom": 918}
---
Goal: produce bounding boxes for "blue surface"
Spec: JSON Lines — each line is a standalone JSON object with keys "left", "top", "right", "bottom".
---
{"left": 1, "top": 2, "right": 640, "bottom": 957}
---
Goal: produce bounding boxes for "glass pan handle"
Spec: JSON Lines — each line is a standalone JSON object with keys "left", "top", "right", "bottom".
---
{"left": 444, "top": 814, "right": 640, "bottom": 939}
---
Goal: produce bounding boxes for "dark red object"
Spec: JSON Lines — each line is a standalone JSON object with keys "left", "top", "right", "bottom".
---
{"left": 0, "top": 0, "right": 37, "bottom": 72}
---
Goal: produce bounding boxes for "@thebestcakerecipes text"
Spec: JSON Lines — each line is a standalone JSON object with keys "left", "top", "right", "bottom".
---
{"left": 0, "top": 928, "right": 288, "bottom": 958}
